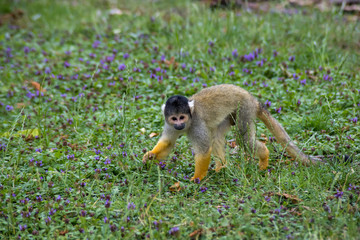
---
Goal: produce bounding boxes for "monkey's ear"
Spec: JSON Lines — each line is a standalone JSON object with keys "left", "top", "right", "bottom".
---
{"left": 188, "top": 100, "right": 195, "bottom": 114}
{"left": 161, "top": 104, "right": 166, "bottom": 113}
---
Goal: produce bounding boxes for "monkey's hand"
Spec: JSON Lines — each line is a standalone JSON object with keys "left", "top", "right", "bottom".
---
{"left": 142, "top": 151, "right": 156, "bottom": 164}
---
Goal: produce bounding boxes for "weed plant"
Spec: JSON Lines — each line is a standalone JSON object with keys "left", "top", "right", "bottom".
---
{"left": 0, "top": 0, "right": 359, "bottom": 239}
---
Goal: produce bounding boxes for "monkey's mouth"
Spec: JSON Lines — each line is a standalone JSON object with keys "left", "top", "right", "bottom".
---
{"left": 174, "top": 124, "right": 185, "bottom": 130}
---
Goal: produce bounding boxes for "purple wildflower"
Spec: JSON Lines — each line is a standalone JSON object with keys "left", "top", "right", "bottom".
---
{"left": 24, "top": 46, "right": 30, "bottom": 54}
{"left": 200, "top": 186, "right": 208, "bottom": 193}
{"left": 244, "top": 53, "right": 255, "bottom": 61}
{"left": 80, "top": 210, "right": 87, "bottom": 217}
{"left": 49, "top": 208, "right": 56, "bottom": 215}
{"left": 351, "top": 117, "right": 357, "bottom": 124}
{"left": 232, "top": 49, "right": 238, "bottom": 58}
{"left": 105, "top": 199, "right": 111, "bottom": 208}
{"left": 45, "top": 216, "right": 51, "bottom": 225}
{"left": 127, "top": 202, "right": 136, "bottom": 209}
{"left": 64, "top": 61, "right": 71, "bottom": 68}
{"left": 19, "top": 225, "right": 27, "bottom": 231}
{"left": 110, "top": 224, "right": 118, "bottom": 232}
{"left": 92, "top": 40, "right": 101, "bottom": 48}
{"left": 264, "top": 100, "right": 271, "bottom": 108}
{"left": 323, "top": 74, "right": 333, "bottom": 81}
{"left": 334, "top": 190, "right": 343, "bottom": 199}
{"left": 168, "top": 226, "right": 179, "bottom": 236}
{"left": 5, "top": 105, "right": 13, "bottom": 111}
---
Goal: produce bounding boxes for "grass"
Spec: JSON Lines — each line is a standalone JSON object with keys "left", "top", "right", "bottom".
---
{"left": 0, "top": 0, "right": 359, "bottom": 239}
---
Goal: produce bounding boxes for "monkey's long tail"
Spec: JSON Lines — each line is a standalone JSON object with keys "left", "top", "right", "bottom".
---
{"left": 257, "top": 107, "right": 320, "bottom": 165}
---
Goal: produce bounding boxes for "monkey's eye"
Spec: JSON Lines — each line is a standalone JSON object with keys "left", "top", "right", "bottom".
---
{"left": 179, "top": 116, "right": 185, "bottom": 120}
{"left": 171, "top": 117, "right": 177, "bottom": 121}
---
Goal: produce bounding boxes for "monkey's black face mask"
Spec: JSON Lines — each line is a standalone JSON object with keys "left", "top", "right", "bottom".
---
{"left": 164, "top": 95, "right": 192, "bottom": 131}
{"left": 164, "top": 95, "right": 192, "bottom": 118}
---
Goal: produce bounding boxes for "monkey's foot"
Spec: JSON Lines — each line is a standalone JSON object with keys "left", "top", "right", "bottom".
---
{"left": 190, "top": 175, "right": 205, "bottom": 183}
{"left": 142, "top": 152, "right": 156, "bottom": 164}
{"left": 258, "top": 161, "right": 268, "bottom": 170}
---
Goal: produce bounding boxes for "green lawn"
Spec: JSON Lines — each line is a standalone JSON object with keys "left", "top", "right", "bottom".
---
{"left": 0, "top": 0, "right": 359, "bottom": 239}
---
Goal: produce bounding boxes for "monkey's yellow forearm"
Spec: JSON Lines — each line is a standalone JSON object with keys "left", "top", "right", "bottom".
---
{"left": 142, "top": 138, "right": 174, "bottom": 163}
{"left": 150, "top": 139, "right": 173, "bottom": 159}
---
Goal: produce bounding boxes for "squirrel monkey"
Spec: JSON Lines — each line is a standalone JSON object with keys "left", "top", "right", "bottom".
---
{"left": 143, "top": 84, "right": 319, "bottom": 181}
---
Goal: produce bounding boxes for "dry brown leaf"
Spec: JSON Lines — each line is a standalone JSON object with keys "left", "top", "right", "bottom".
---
{"left": 164, "top": 56, "right": 179, "bottom": 69}
{"left": 276, "top": 192, "right": 302, "bottom": 204}
{"left": 169, "top": 182, "right": 181, "bottom": 192}
{"left": 189, "top": 229, "right": 203, "bottom": 238}
{"left": 149, "top": 132, "right": 158, "bottom": 138}
{"left": 59, "top": 230, "right": 68, "bottom": 236}
{"left": 228, "top": 140, "right": 237, "bottom": 148}
{"left": 25, "top": 135, "right": 34, "bottom": 142}
{"left": 16, "top": 102, "right": 26, "bottom": 109}
{"left": 31, "top": 81, "right": 46, "bottom": 92}
{"left": 60, "top": 135, "right": 68, "bottom": 140}
{"left": 289, "top": 207, "right": 302, "bottom": 216}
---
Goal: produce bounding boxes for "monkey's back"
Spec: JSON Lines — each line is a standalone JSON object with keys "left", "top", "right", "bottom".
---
{"left": 189, "top": 84, "right": 258, "bottom": 129}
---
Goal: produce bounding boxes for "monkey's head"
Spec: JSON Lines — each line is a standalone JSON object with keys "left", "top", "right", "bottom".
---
{"left": 162, "top": 95, "right": 194, "bottom": 131}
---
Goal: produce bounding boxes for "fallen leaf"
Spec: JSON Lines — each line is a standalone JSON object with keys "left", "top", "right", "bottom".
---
{"left": 289, "top": 207, "right": 302, "bottom": 216}
{"left": 59, "top": 230, "right": 68, "bottom": 236}
{"left": 2, "top": 128, "right": 40, "bottom": 138}
{"left": 164, "top": 56, "right": 179, "bottom": 69}
{"left": 16, "top": 102, "right": 26, "bottom": 108}
{"left": 276, "top": 192, "right": 302, "bottom": 204}
{"left": 149, "top": 132, "right": 158, "bottom": 138}
{"left": 227, "top": 140, "right": 237, "bottom": 148}
{"left": 31, "top": 81, "right": 46, "bottom": 92}
{"left": 189, "top": 229, "right": 203, "bottom": 238}
{"left": 169, "top": 182, "right": 181, "bottom": 192}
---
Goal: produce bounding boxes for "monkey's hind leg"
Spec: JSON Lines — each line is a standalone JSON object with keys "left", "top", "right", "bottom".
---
{"left": 212, "top": 118, "right": 231, "bottom": 172}
{"left": 190, "top": 147, "right": 212, "bottom": 182}
{"left": 255, "top": 141, "right": 269, "bottom": 170}
{"left": 237, "top": 113, "right": 269, "bottom": 170}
